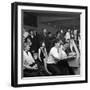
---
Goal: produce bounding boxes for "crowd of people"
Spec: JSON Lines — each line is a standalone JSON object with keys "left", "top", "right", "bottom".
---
{"left": 23, "top": 27, "right": 80, "bottom": 77}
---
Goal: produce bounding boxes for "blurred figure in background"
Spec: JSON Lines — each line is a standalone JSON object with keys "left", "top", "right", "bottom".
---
{"left": 47, "top": 32, "right": 54, "bottom": 53}
{"left": 42, "top": 28, "right": 48, "bottom": 37}
{"left": 41, "top": 28, "right": 49, "bottom": 52}
{"left": 23, "top": 28, "right": 29, "bottom": 43}
{"left": 65, "top": 29, "right": 71, "bottom": 41}
{"left": 56, "top": 31, "right": 61, "bottom": 40}
{"left": 28, "top": 30, "right": 39, "bottom": 53}
{"left": 23, "top": 42, "right": 39, "bottom": 77}
{"left": 74, "top": 29, "right": 78, "bottom": 41}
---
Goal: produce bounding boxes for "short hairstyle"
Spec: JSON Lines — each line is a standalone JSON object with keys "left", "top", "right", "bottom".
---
{"left": 24, "top": 36, "right": 31, "bottom": 43}
{"left": 48, "top": 32, "right": 51, "bottom": 35}
{"left": 39, "top": 41, "right": 45, "bottom": 47}
{"left": 53, "top": 39, "right": 60, "bottom": 45}
{"left": 23, "top": 42, "right": 29, "bottom": 50}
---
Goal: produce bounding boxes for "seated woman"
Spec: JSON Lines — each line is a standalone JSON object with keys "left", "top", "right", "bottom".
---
{"left": 46, "top": 39, "right": 66, "bottom": 75}
{"left": 23, "top": 42, "right": 39, "bottom": 77}
{"left": 38, "top": 42, "right": 47, "bottom": 61}
{"left": 38, "top": 41, "right": 51, "bottom": 75}
{"left": 47, "top": 39, "right": 72, "bottom": 75}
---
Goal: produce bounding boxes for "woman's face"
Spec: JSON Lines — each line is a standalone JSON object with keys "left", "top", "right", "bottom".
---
{"left": 33, "top": 53, "right": 38, "bottom": 60}
{"left": 27, "top": 39, "right": 32, "bottom": 46}
{"left": 25, "top": 45, "right": 30, "bottom": 51}
{"left": 42, "top": 42, "right": 45, "bottom": 47}
{"left": 66, "top": 39, "right": 70, "bottom": 43}
{"left": 55, "top": 42, "right": 60, "bottom": 47}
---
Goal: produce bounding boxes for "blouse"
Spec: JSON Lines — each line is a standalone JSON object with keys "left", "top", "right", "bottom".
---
{"left": 23, "top": 51, "right": 35, "bottom": 66}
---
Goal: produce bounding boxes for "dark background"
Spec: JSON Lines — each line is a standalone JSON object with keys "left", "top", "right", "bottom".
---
{"left": 23, "top": 10, "right": 80, "bottom": 33}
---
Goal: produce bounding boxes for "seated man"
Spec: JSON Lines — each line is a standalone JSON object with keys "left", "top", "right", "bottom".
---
{"left": 23, "top": 43, "right": 39, "bottom": 77}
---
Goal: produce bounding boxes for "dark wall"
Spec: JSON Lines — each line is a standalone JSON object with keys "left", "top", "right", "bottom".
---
{"left": 23, "top": 13, "right": 80, "bottom": 34}
{"left": 24, "top": 12, "right": 37, "bottom": 27}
